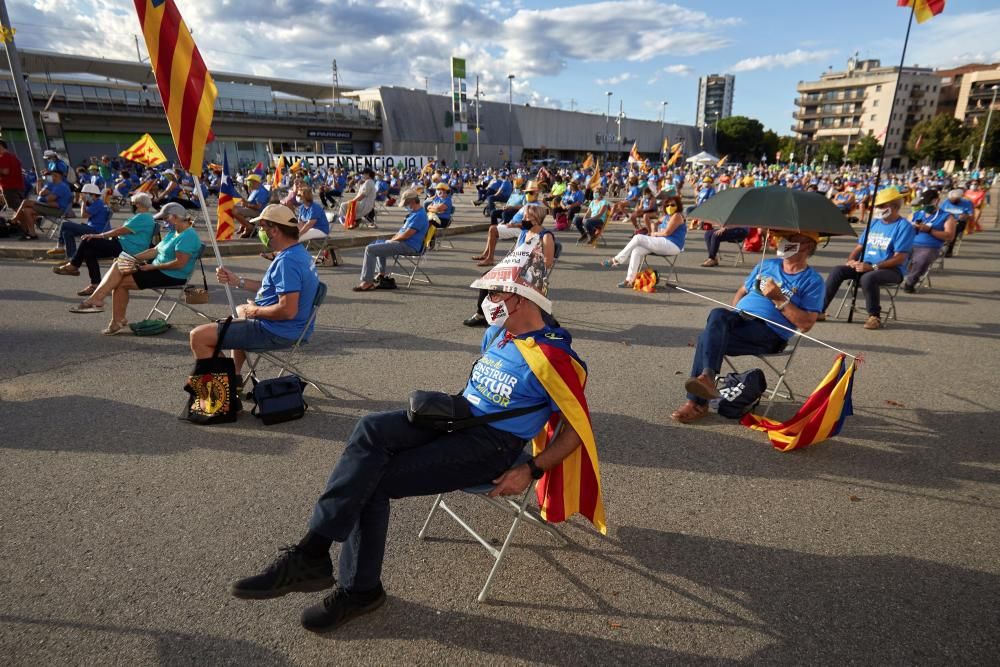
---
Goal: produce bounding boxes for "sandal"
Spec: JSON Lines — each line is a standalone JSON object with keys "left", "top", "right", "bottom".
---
{"left": 100, "top": 320, "right": 129, "bottom": 336}
{"left": 617, "top": 280, "right": 632, "bottom": 288}
{"left": 69, "top": 301, "right": 104, "bottom": 314}
{"left": 77, "top": 285, "right": 98, "bottom": 297}
{"left": 476, "top": 258, "right": 494, "bottom": 267}
{"left": 601, "top": 258, "right": 617, "bottom": 268}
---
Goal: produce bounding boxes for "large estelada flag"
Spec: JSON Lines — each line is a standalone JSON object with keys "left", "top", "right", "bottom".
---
{"left": 628, "top": 141, "right": 641, "bottom": 165}
{"left": 515, "top": 336, "right": 607, "bottom": 534}
{"left": 216, "top": 149, "right": 239, "bottom": 241}
{"left": 741, "top": 355, "right": 856, "bottom": 452}
{"left": 119, "top": 133, "right": 167, "bottom": 167}
{"left": 133, "top": 0, "right": 217, "bottom": 177}
{"left": 897, "top": 0, "right": 945, "bottom": 24}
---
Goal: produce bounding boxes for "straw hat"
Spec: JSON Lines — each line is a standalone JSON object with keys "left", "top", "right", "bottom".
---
{"left": 874, "top": 186, "right": 904, "bottom": 207}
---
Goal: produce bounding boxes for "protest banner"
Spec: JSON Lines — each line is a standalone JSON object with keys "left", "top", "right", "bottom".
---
{"left": 276, "top": 153, "right": 436, "bottom": 173}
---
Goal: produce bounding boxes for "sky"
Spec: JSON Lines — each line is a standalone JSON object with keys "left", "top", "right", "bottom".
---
{"left": 7, "top": 0, "right": 1000, "bottom": 135}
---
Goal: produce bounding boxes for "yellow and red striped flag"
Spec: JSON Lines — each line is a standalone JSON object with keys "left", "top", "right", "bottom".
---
{"left": 515, "top": 337, "right": 606, "bottom": 534}
{"left": 897, "top": 0, "right": 945, "bottom": 24}
{"left": 215, "top": 149, "right": 239, "bottom": 240}
{"left": 628, "top": 141, "right": 642, "bottom": 165}
{"left": 133, "top": 0, "right": 217, "bottom": 177}
{"left": 588, "top": 160, "right": 601, "bottom": 191}
{"left": 272, "top": 155, "right": 285, "bottom": 191}
{"left": 582, "top": 153, "right": 594, "bottom": 170}
{"left": 717, "top": 154, "right": 729, "bottom": 167}
{"left": 741, "top": 355, "right": 856, "bottom": 452}
{"left": 119, "top": 133, "right": 168, "bottom": 167}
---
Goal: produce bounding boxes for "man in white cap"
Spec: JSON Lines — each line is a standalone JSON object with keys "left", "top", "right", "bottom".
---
{"left": 229, "top": 248, "right": 603, "bottom": 634}
{"left": 939, "top": 187, "right": 974, "bottom": 257}
{"left": 352, "top": 188, "right": 429, "bottom": 291}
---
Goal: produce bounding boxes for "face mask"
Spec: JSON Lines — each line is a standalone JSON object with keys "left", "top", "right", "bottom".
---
{"left": 873, "top": 207, "right": 889, "bottom": 220}
{"left": 482, "top": 296, "right": 511, "bottom": 327}
{"left": 666, "top": 205, "right": 678, "bottom": 215}
{"left": 526, "top": 193, "right": 537, "bottom": 202}
{"left": 258, "top": 229, "right": 270, "bottom": 248}
{"left": 520, "top": 218, "right": 534, "bottom": 230}
{"left": 776, "top": 241, "right": 800, "bottom": 258}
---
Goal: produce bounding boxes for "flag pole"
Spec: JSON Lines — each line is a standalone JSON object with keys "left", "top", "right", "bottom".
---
{"left": 847, "top": 2, "right": 915, "bottom": 323}
{"left": 192, "top": 174, "right": 237, "bottom": 316}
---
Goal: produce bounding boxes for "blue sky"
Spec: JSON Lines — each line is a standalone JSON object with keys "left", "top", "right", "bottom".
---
{"left": 8, "top": 0, "right": 1000, "bottom": 135}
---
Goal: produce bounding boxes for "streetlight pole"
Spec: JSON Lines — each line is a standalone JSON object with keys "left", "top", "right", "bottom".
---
{"left": 507, "top": 73, "right": 515, "bottom": 167}
{"left": 604, "top": 91, "right": 612, "bottom": 161}
{"left": 973, "top": 84, "right": 998, "bottom": 174}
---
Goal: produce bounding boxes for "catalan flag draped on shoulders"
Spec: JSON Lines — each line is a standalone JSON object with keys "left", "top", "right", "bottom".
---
{"left": 741, "top": 355, "right": 857, "bottom": 452}
{"left": 897, "top": 0, "right": 945, "bottom": 24}
{"left": 215, "top": 149, "right": 239, "bottom": 241}
{"left": 133, "top": 0, "right": 217, "bottom": 177}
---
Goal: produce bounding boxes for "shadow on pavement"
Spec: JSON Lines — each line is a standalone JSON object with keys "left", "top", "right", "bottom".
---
{"left": 0, "top": 289, "right": 80, "bottom": 303}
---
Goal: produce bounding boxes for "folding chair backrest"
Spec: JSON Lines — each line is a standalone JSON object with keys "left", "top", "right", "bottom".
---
{"left": 312, "top": 281, "right": 328, "bottom": 310}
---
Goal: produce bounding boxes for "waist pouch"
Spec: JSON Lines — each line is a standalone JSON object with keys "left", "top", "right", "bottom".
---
{"left": 407, "top": 390, "right": 545, "bottom": 433}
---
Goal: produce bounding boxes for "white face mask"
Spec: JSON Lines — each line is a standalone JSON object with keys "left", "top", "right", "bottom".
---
{"left": 776, "top": 241, "right": 800, "bottom": 258}
{"left": 482, "top": 296, "right": 511, "bottom": 327}
{"left": 873, "top": 207, "right": 889, "bottom": 220}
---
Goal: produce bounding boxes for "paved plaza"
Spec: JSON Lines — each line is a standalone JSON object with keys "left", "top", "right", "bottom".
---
{"left": 1, "top": 195, "right": 998, "bottom": 665}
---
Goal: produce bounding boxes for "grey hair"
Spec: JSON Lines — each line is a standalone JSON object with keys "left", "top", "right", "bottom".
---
{"left": 131, "top": 192, "right": 153, "bottom": 209}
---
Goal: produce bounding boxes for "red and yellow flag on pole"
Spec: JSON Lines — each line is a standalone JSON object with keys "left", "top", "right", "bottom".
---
{"left": 628, "top": 141, "right": 641, "bottom": 165}
{"left": 272, "top": 155, "right": 285, "bottom": 191}
{"left": 897, "top": 0, "right": 945, "bottom": 24}
{"left": 119, "top": 133, "right": 168, "bottom": 167}
{"left": 514, "top": 338, "right": 606, "bottom": 534}
{"left": 215, "top": 149, "right": 239, "bottom": 241}
{"left": 133, "top": 0, "right": 217, "bottom": 177}
{"left": 741, "top": 355, "right": 856, "bottom": 452}
{"left": 587, "top": 160, "right": 601, "bottom": 191}
{"left": 582, "top": 153, "right": 594, "bottom": 170}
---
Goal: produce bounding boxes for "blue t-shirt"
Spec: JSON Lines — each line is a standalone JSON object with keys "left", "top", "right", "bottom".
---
{"left": 462, "top": 326, "right": 562, "bottom": 440}
{"left": 297, "top": 201, "right": 329, "bottom": 234}
{"left": 860, "top": 218, "right": 915, "bottom": 273}
{"left": 247, "top": 185, "right": 270, "bottom": 208}
{"left": 506, "top": 192, "right": 526, "bottom": 209}
{"left": 84, "top": 199, "right": 112, "bottom": 233}
{"left": 939, "top": 197, "right": 973, "bottom": 222}
{"left": 119, "top": 212, "right": 156, "bottom": 256}
{"left": 697, "top": 186, "right": 716, "bottom": 205}
{"left": 254, "top": 243, "right": 320, "bottom": 341}
{"left": 44, "top": 180, "right": 73, "bottom": 212}
{"left": 154, "top": 227, "right": 202, "bottom": 280}
{"left": 398, "top": 208, "right": 430, "bottom": 252}
{"left": 658, "top": 215, "right": 686, "bottom": 250}
{"left": 431, "top": 194, "right": 454, "bottom": 219}
{"left": 626, "top": 185, "right": 641, "bottom": 202}
{"left": 495, "top": 180, "right": 513, "bottom": 199}
{"left": 563, "top": 190, "right": 584, "bottom": 205}
{"left": 911, "top": 208, "right": 952, "bottom": 249}
{"left": 739, "top": 259, "right": 825, "bottom": 340}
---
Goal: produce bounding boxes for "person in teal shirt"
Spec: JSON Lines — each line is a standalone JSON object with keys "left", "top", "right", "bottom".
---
{"left": 70, "top": 202, "right": 202, "bottom": 335}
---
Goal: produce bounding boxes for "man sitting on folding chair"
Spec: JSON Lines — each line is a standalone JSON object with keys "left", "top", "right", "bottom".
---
{"left": 189, "top": 204, "right": 319, "bottom": 377}
{"left": 672, "top": 232, "right": 824, "bottom": 424}
{"left": 13, "top": 168, "right": 73, "bottom": 241}
{"left": 352, "top": 188, "right": 429, "bottom": 292}
{"left": 230, "top": 255, "right": 602, "bottom": 633}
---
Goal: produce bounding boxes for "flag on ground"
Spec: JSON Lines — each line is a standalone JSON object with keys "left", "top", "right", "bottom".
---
{"left": 119, "top": 133, "right": 168, "bottom": 168}
{"left": 515, "top": 338, "right": 606, "bottom": 534}
{"left": 741, "top": 354, "right": 857, "bottom": 452}
{"left": 897, "top": 0, "right": 945, "bottom": 23}
{"left": 216, "top": 150, "right": 239, "bottom": 241}
{"left": 133, "top": 0, "right": 217, "bottom": 177}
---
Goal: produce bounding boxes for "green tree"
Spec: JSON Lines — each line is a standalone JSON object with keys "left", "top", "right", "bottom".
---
{"left": 964, "top": 119, "right": 1000, "bottom": 168}
{"left": 907, "top": 114, "right": 970, "bottom": 163}
{"left": 715, "top": 115, "right": 765, "bottom": 162}
{"left": 815, "top": 140, "right": 844, "bottom": 164}
{"left": 760, "top": 130, "right": 780, "bottom": 162}
{"left": 848, "top": 134, "right": 881, "bottom": 164}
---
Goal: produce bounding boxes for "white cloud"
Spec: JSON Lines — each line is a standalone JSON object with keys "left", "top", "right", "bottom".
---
{"left": 596, "top": 73, "right": 634, "bottom": 86}
{"left": 905, "top": 9, "right": 1000, "bottom": 67}
{"left": 730, "top": 49, "right": 837, "bottom": 72}
{"left": 648, "top": 64, "right": 694, "bottom": 83}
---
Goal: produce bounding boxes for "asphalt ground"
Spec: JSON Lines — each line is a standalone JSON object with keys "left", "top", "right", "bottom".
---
{"left": 1, "top": 192, "right": 998, "bottom": 665}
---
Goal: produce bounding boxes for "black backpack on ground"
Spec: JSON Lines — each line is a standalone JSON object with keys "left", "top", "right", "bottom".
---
{"left": 716, "top": 369, "right": 767, "bottom": 419}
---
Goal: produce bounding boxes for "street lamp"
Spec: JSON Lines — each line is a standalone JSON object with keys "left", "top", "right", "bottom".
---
{"left": 507, "top": 74, "right": 515, "bottom": 166}
{"left": 604, "top": 91, "right": 613, "bottom": 160}
{"left": 973, "top": 84, "right": 999, "bottom": 173}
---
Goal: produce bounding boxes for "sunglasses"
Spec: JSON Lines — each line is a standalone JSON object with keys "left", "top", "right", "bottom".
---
{"left": 487, "top": 289, "right": 514, "bottom": 302}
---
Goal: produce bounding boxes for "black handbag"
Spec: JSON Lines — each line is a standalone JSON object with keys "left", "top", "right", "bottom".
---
{"left": 251, "top": 376, "right": 308, "bottom": 425}
{"left": 406, "top": 390, "right": 545, "bottom": 433}
{"left": 716, "top": 369, "right": 768, "bottom": 419}
{"left": 182, "top": 317, "right": 241, "bottom": 424}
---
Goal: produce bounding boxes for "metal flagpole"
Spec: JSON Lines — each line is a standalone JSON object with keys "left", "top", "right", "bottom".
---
{"left": 192, "top": 174, "right": 236, "bottom": 316}
{"left": 0, "top": 1, "right": 45, "bottom": 177}
{"left": 847, "top": 2, "right": 914, "bottom": 323}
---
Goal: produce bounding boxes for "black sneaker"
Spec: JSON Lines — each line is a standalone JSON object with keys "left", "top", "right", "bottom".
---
{"left": 301, "top": 585, "right": 386, "bottom": 633}
{"left": 229, "top": 546, "right": 335, "bottom": 600}
{"left": 903, "top": 283, "right": 915, "bottom": 293}
{"left": 463, "top": 313, "right": 487, "bottom": 327}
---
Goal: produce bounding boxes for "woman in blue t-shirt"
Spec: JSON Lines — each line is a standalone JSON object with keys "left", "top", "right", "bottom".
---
{"left": 69, "top": 202, "right": 202, "bottom": 335}
{"left": 903, "top": 189, "right": 956, "bottom": 292}
{"left": 601, "top": 195, "right": 686, "bottom": 287}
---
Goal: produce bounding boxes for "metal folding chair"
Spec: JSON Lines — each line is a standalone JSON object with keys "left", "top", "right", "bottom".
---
{"left": 718, "top": 240, "right": 745, "bottom": 266}
{"left": 39, "top": 203, "right": 75, "bottom": 240}
{"left": 834, "top": 281, "right": 899, "bottom": 321}
{"left": 417, "top": 436, "right": 567, "bottom": 602}
{"left": 390, "top": 226, "right": 436, "bottom": 287}
{"left": 639, "top": 250, "right": 682, "bottom": 283}
{"left": 723, "top": 335, "right": 803, "bottom": 417}
{"left": 916, "top": 248, "right": 945, "bottom": 291}
{"left": 243, "top": 282, "right": 333, "bottom": 398}
{"left": 145, "top": 247, "right": 213, "bottom": 323}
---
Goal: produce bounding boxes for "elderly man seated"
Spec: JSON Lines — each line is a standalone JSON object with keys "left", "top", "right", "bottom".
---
{"left": 14, "top": 168, "right": 73, "bottom": 240}
{"left": 940, "top": 187, "right": 974, "bottom": 257}
{"left": 352, "top": 189, "right": 429, "bottom": 291}
{"left": 234, "top": 174, "right": 270, "bottom": 238}
{"left": 672, "top": 232, "right": 824, "bottom": 424}
{"left": 190, "top": 204, "right": 320, "bottom": 376}
{"left": 903, "top": 189, "right": 955, "bottom": 292}
{"left": 819, "top": 186, "right": 915, "bottom": 330}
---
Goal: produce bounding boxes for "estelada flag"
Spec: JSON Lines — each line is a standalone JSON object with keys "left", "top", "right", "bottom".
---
{"left": 670, "top": 142, "right": 683, "bottom": 155}
{"left": 741, "top": 354, "right": 856, "bottom": 452}
{"left": 717, "top": 154, "right": 729, "bottom": 167}
{"left": 133, "top": 0, "right": 217, "bottom": 177}
{"left": 215, "top": 149, "right": 239, "bottom": 241}
{"left": 272, "top": 155, "right": 285, "bottom": 191}
{"left": 588, "top": 160, "right": 601, "bottom": 191}
{"left": 897, "top": 0, "right": 945, "bottom": 24}
{"left": 252, "top": 162, "right": 265, "bottom": 177}
{"left": 582, "top": 153, "right": 594, "bottom": 170}
{"left": 628, "top": 141, "right": 641, "bottom": 164}
{"left": 515, "top": 336, "right": 606, "bottom": 534}
{"left": 119, "top": 133, "right": 167, "bottom": 168}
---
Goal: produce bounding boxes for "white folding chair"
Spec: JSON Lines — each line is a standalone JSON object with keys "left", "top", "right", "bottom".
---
{"left": 834, "top": 281, "right": 899, "bottom": 322}
{"left": 639, "top": 250, "right": 682, "bottom": 283}
{"left": 244, "top": 282, "right": 333, "bottom": 398}
{"left": 145, "top": 247, "right": 213, "bottom": 323}
{"left": 723, "top": 335, "right": 803, "bottom": 417}
{"left": 390, "top": 226, "right": 436, "bottom": 287}
{"left": 417, "top": 435, "right": 567, "bottom": 602}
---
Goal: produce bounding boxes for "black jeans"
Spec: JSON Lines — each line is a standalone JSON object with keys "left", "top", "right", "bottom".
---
{"left": 308, "top": 410, "right": 524, "bottom": 593}
{"left": 704, "top": 228, "right": 748, "bottom": 259}
{"left": 823, "top": 265, "right": 902, "bottom": 317}
{"left": 491, "top": 208, "right": 517, "bottom": 225}
{"left": 320, "top": 190, "right": 339, "bottom": 208}
{"left": 946, "top": 219, "right": 966, "bottom": 256}
{"left": 71, "top": 237, "right": 122, "bottom": 284}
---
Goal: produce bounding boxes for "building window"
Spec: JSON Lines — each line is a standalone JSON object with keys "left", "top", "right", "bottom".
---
{"left": 869, "top": 114, "right": 875, "bottom": 121}
{"left": 873, "top": 100, "right": 879, "bottom": 107}
{"left": 876, "top": 84, "right": 882, "bottom": 92}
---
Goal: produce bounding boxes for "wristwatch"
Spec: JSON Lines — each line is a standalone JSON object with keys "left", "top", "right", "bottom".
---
{"left": 776, "top": 298, "right": 790, "bottom": 311}
{"left": 525, "top": 457, "right": 544, "bottom": 480}
{"left": 872, "top": 263, "right": 880, "bottom": 271}
{"left": 237, "top": 277, "right": 246, "bottom": 289}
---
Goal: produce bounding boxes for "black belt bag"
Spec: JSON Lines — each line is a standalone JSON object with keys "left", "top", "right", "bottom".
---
{"left": 251, "top": 376, "right": 307, "bottom": 425}
{"left": 407, "top": 390, "right": 546, "bottom": 433}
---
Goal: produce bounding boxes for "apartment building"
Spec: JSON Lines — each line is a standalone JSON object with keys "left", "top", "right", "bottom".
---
{"left": 696, "top": 74, "right": 734, "bottom": 129}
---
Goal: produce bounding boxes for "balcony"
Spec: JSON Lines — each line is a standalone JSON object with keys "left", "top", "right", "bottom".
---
{"left": 793, "top": 109, "right": 821, "bottom": 120}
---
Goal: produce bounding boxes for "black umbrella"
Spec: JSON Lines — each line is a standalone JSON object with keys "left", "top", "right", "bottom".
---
{"left": 688, "top": 186, "right": 856, "bottom": 236}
